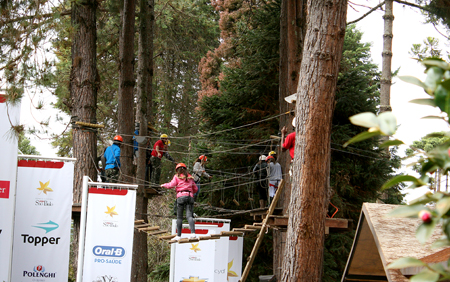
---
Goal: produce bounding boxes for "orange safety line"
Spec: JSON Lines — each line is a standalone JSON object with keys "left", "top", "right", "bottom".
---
{"left": 327, "top": 202, "right": 339, "bottom": 218}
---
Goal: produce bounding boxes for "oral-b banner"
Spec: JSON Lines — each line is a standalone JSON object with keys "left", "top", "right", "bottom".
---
{"left": 227, "top": 236, "right": 243, "bottom": 282}
{"left": 11, "top": 160, "right": 74, "bottom": 281}
{"left": 170, "top": 219, "right": 238, "bottom": 282}
{"left": 82, "top": 188, "right": 136, "bottom": 282}
{"left": 0, "top": 94, "right": 20, "bottom": 282}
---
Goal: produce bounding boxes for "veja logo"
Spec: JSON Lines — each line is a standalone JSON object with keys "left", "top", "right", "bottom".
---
{"left": 23, "top": 265, "right": 56, "bottom": 278}
{"left": 0, "top": 180, "right": 10, "bottom": 199}
{"left": 36, "top": 180, "right": 53, "bottom": 195}
{"left": 92, "top": 275, "right": 119, "bottom": 282}
{"left": 104, "top": 206, "right": 118, "bottom": 217}
{"left": 33, "top": 221, "right": 59, "bottom": 233}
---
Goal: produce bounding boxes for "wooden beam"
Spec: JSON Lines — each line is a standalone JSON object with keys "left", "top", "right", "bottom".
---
{"left": 138, "top": 226, "right": 160, "bottom": 232}
{"left": 147, "top": 230, "right": 168, "bottom": 236}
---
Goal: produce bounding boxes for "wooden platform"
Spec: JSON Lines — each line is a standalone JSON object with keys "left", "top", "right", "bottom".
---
{"left": 266, "top": 215, "right": 351, "bottom": 234}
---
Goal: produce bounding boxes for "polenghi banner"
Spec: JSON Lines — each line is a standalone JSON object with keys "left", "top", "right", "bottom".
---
{"left": 11, "top": 160, "right": 74, "bottom": 281}
{"left": 82, "top": 187, "right": 136, "bottom": 282}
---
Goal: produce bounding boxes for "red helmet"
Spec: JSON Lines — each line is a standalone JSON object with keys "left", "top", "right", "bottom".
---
{"left": 176, "top": 163, "right": 187, "bottom": 170}
{"left": 266, "top": 155, "right": 274, "bottom": 161}
{"left": 199, "top": 155, "right": 207, "bottom": 161}
{"left": 113, "top": 135, "right": 123, "bottom": 142}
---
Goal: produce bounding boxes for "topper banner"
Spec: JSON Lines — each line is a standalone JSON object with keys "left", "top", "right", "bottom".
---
{"left": 82, "top": 188, "right": 136, "bottom": 282}
{"left": 0, "top": 94, "right": 20, "bottom": 282}
{"left": 10, "top": 160, "right": 74, "bottom": 282}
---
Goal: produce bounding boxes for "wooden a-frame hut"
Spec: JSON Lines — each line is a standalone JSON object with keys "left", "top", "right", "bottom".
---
{"left": 341, "top": 203, "right": 450, "bottom": 282}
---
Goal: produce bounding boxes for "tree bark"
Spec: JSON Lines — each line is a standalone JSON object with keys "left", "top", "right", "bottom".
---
{"left": 131, "top": 0, "right": 154, "bottom": 281}
{"left": 380, "top": 0, "right": 393, "bottom": 114}
{"left": 118, "top": 0, "right": 136, "bottom": 183}
{"left": 69, "top": 0, "right": 98, "bottom": 276}
{"left": 275, "top": 0, "right": 306, "bottom": 279}
{"left": 281, "top": 0, "right": 347, "bottom": 281}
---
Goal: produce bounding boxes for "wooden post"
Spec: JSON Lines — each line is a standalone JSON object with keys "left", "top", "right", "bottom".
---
{"left": 239, "top": 180, "right": 285, "bottom": 282}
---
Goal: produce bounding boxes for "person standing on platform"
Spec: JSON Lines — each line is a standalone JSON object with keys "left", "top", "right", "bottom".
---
{"left": 266, "top": 155, "right": 282, "bottom": 205}
{"left": 104, "top": 135, "right": 123, "bottom": 183}
{"left": 281, "top": 118, "right": 296, "bottom": 179}
{"left": 192, "top": 155, "right": 212, "bottom": 200}
{"left": 161, "top": 163, "right": 198, "bottom": 242}
{"left": 150, "top": 134, "right": 175, "bottom": 185}
{"left": 253, "top": 155, "right": 268, "bottom": 208}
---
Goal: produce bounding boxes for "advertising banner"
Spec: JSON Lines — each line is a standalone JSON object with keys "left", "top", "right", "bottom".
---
{"left": 82, "top": 188, "right": 136, "bottom": 282}
{"left": 170, "top": 219, "right": 235, "bottom": 282}
{"left": 227, "top": 236, "right": 244, "bottom": 282}
{"left": 10, "top": 160, "right": 74, "bottom": 281}
{"left": 0, "top": 94, "right": 20, "bottom": 282}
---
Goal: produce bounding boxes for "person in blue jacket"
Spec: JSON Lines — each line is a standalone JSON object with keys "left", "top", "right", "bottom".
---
{"left": 104, "top": 135, "right": 123, "bottom": 183}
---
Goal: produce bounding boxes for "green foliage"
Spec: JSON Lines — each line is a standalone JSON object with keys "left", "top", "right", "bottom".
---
{"left": 349, "top": 58, "right": 450, "bottom": 280}
{"left": 18, "top": 132, "right": 40, "bottom": 155}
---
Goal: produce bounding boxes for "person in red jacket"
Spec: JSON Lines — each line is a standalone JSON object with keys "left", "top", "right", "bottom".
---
{"left": 150, "top": 134, "right": 175, "bottom": 185}
{"left": 161, "top": 163, "right": 198, "bottom": 242}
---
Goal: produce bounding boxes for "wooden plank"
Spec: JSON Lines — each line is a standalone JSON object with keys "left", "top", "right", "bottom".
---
{"left": 221, "top": 231, "right": 244, "bottom": 236}
{"left": 138, "top": 226, "right": 160, "bottom": 232}
{"left": 253, "top": 223, "right": 263, "bottom": 226}
{"left": 178, "top": 238, "right": 200, "bottom": 244}
{"left": 245, "top": 225, "right": 261, "bottom": 230}
{"left": 266, "top": 216, "right": 349, "bottom": 231}
{"left": 147, "top": 230, "right": 168, "bottom": 236}
{"left": 159, "top": 234, "right": 176, "bottom": 240}
{"left": 239, "top": 180, "right": 285, "bottom": 282}
{"left": 199, "top": 235, "right": 212, "bottom": 240}
{"left": 233, "top": 228, "right": 257, "bottom": 232}
{"left": 326, "top": 218, "right": 348, "bottom": 229}
{"left": 135, "top": 223, "right": 153, "bottom": 228}
{"left": 134, "top": 220, "right": 145, "bottom": 224}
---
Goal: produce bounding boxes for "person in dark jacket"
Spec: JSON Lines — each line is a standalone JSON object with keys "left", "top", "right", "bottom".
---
{"left": 253, "top": 155, "right": 268, "bottom": 208}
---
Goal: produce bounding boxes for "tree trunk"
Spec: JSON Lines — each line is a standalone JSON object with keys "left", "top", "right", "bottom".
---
{"left": 118, "top": 0, "right": 136, "bottom": 183}
{"left": 380, "top": 0, "right": 393, "bottom": 115}
{"left": 281, "top": 0, "right": 347, "bottom": 281}
{"left": 131, "top": 0, "right": 154, "bottom": 281}
{"left": 69, "top": 0, "right": 98, "bottom": 277}
{"left": 275, "top": 0, "right": 306, "bottom": 279}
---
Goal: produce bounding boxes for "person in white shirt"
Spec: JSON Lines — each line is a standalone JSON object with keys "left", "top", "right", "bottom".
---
{"left": 192, "top": 155, "right": 212, "bottom": 199}
{"left": 266, "top": 155, "right": 282, "bottom": 205}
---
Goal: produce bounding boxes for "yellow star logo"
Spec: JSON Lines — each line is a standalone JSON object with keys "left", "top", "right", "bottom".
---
{"left": 189, "top": 243, "right": 201, "bottom": 253}
{"left": 227, "top": 259, "right": 238, "bottom": 280}
{"left": 105, "top": 206, "right": 118, "bottom": 217}
{"left": 36, "top": 181, "right": 53, "bottom": 195}
{"left": 181, "top": 277, "right": 206, "bottom": 282}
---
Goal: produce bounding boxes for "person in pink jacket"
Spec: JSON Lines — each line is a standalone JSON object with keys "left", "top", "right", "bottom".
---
{"left": 161, "top": 163, "right": 198, "bottom": 241}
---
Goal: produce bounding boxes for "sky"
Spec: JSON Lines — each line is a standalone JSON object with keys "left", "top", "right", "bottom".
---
{"left": 347, "top": 1, "right": 450, "bottom": 202}
{"left": 19, "top": 1, "right": 450, "bottom": 201}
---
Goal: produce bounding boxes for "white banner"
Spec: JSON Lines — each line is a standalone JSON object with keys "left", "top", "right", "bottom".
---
{"left": 227, "top": 236, "right": 243, "bottom": 282}
{"left": 11, "top": 160, "right": 74, "bottom": 281}
{"left": 170, "top": 219, "right": 234, "bottom": 282}
{"left": 0, "top": 94, "right": 20, "bottom": 282}
{"left": 82, "top": 188, "right": 136, "bottom": 282}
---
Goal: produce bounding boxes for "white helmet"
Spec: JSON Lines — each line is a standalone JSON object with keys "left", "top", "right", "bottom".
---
{"left": 292, "top": 117, "right": 296, "bottom": 128}
{"left": 259, "top": 155, "right": 267, "bottom": 161}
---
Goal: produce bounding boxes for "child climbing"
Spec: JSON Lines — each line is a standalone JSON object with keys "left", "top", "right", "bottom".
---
{"left": 161, "top": 163, "right": 198, "bottom": 242}
{"left": 193, "top": 155, "right": 212, "bottom": 200}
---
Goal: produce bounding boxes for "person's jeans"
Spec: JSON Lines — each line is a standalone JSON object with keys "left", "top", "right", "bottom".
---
{"left": 176, "top": 196, "right": 195, "bottom": 236}
{"left": 150, "top": 156, "right": 161, "bottom": 184}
